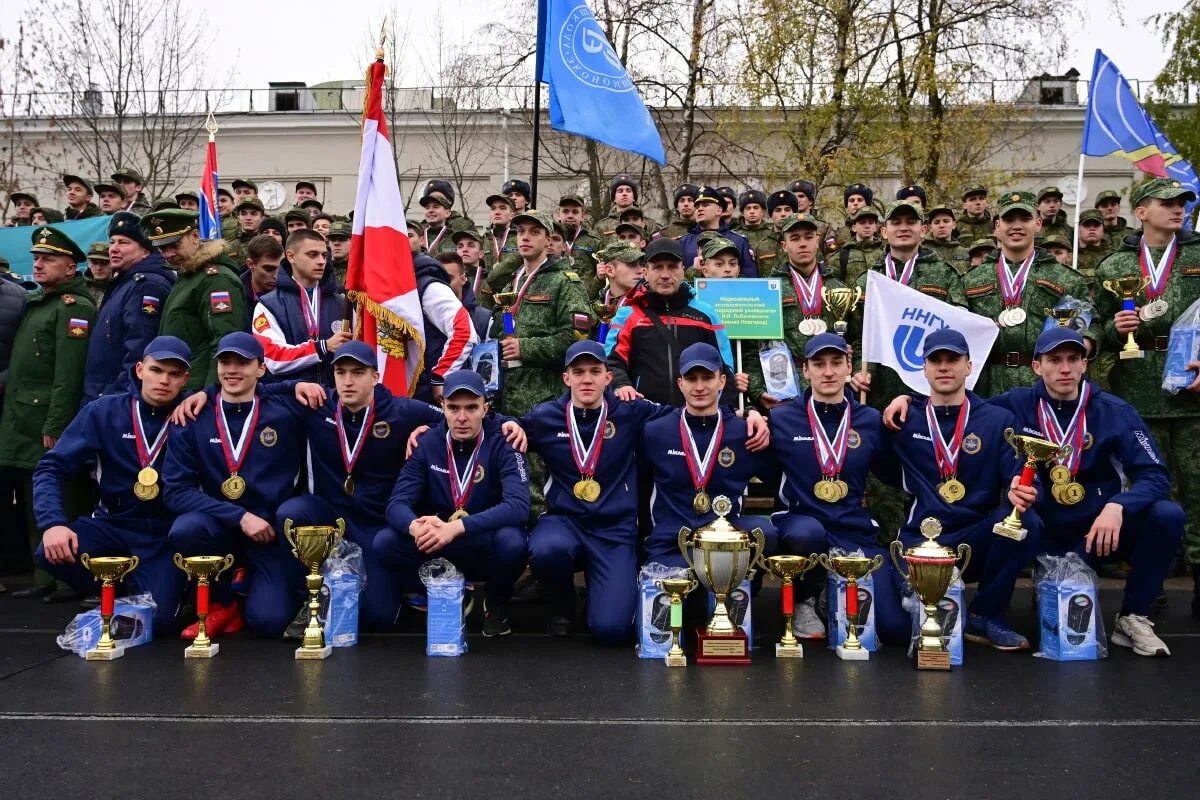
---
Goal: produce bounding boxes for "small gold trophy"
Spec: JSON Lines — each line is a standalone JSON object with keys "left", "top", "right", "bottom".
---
{"left": 821, "top": 286, "right": 864, "bottom": 338}
{"left": 890, "top": 518, "right": 971, "bottom": 670}
{"left": 284, "top": 518, "right": 346, "bottom": 660}
{"left": 79, "top": 554, "right": 139, "bottom": 661}
{"left": 818, "top": 552, "right": 884, "bottom": 661}
{"left": 174, "top": 553, "right": 235, "bottom": 658}
{"left": 655, "top": 574, "right": 699, "bottom": 667}
{"left": 993, "top": 428, "right": 1067, "bottom": 541}
{"left": 763, "top": 554, "right": 818, "bottom": 658}
{"left": 1103, "top": 275, "right": 1151, "bottom": 360}
{"left": 1044, "top": 306, "right": 1080, "bottom": 328}
{"left": 494, "top": 291, "right": 522, "bottom": 368}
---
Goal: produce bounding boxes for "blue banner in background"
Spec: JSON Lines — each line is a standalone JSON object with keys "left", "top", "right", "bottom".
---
{"left": 0, "top": 216, "right": 112, "bottom": 280}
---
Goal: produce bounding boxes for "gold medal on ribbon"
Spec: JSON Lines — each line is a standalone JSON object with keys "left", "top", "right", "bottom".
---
{"left": 813, "top": 480, "right": 837, "bottom": 503}
{"left": 221, "top": 473, "right": 246, "bottom": 500}
{"left": 833, "top": 479, "right": 849, "bottom": 500}
{"left": 580, "top": 478, "right": 602, "bottom": 503}
{"left": 449, "top": 508, "right": 469, "bottom": 521}
{"left": 1049, "top": 465, "right": 1072, "bottom": 485}
{"left": 133, "top": 481, "right": 159, "bottom": 501}
{"left": 343, "top": 475, "right": 355, "bottom": 495}
{"left": 693, "top": 490, "right": 712, "bottom": 514}
{"left": 137, "top": 467, "right": 158, "bottom": 487}
{"left": 938, "top": 478, "right": 966, "bottom": 503}
{"left": 1057, "top": 481, "right": 1086, "bottom": 505}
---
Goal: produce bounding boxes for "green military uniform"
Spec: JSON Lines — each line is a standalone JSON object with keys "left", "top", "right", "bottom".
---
{"left": 1073, "top": 210, "right": 1110, "bottom": 294}
{"left": 962, "top": 205, "right": 1096, "bottom": 397}
{"left": 489, "top": 211, "right": 596, "bottom": 416}
{"left": 835, "top": 236, "right": 884, "bottom": 285}
{"left": 595, "top": 209, "right": 661, "bottom": 243}
{"left": 147, "top": 211, "right": 247, "bottom": 389}
{"left": 84, "top": 241, "right": 111, "bottom": 305}
{"left": 1095, "top": 190, "right": 1135, "bottom": 252}
{"left": 659, "top": 217, "right": 692, "bottom": 240}
{"left": 225, "top": 198, "right": 265, "bottom": 264}
{"left": 1094, "top": 178, "right": 1200, "bottom": 565}
{"left": 64, "top": 202, "right": 102, "bottom": 220}
{"left": 956, "top": 211, "right": 994, "bottom": 245}
{"left": 562, "top": 219, "right": 604, "bottom": 298}
{"left": 1036, "top": 186, "right": 1074, "bottom": 244}
{"left": 328, "top": 220, "right": 351, "bottom": 287}
{"left": 420, "top": 222, "right": 460, "bottom": 256}
{"left": 481, "top": 222, "right": 522, "bottom": 311}
{"left": 7, "top": 191, "right": 38, "bottom": 226}
{"left": 734, "top": 220, "right": 782, "bottom": 276}
{"left": 923, "top": 237, "right": 972, "bottom": 275}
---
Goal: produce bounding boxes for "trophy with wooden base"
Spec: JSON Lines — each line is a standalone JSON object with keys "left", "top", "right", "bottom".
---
{"left": 993, "top": 428, "right": 1067, "bottom": 541}
{"left": 818, "top": 552, "right": 884, "bottom": 661}
{"left": 763, "top": 554, "right": 818, "bottom": 658}
{"left": 284, "top": 518, "right": 345, "bottom": 660}
{"left": 655, "top": 574, "right": 699, "bottom": 667}
{"left": 678, "top": 496, "right": 766, "bottom": 666}
{"left": 80, "top": 554, "right": 139, "bottom": 661}
{"left": 890, "top": 518, "right": 972, "bottom": 670}
{"left": 1103, "top": 275, "right": 1151, "bottom": 360}
{"left": 174, "top": 554, "right": 235, "bottom": 658}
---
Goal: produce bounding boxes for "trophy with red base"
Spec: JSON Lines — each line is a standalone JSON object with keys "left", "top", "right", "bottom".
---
{"left": 678, "top": 496, "right": 766, "bottom": 666}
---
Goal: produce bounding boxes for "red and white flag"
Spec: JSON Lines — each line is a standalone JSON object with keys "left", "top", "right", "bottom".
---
{"left": 345, "top": 54, "right": 425, "bottom": 396}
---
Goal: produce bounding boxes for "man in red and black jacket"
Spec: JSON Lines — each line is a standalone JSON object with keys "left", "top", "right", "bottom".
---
{"left": 603, "top": 238, "right": 747, "bottom": 406}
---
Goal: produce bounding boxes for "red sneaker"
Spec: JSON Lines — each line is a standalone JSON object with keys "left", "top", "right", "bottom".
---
{"left": 180, "top": 619, "right": 201, "bottom": 641}
{"left": 206, "top": 602, "right": 244, "bottom": 635}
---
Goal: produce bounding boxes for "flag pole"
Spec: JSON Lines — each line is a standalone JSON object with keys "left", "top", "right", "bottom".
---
{"left": 530, "top": 72, "right": 542, "bottom": 209}
{"left": 1071, "top": 154, "right": 1086, "bottom": 271}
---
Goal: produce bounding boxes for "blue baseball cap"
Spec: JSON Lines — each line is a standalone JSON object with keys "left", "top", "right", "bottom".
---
{"left": 332, "top": 340, "right": 377, "bottom": 368}
{"left": 215, "top": 331, "right": 264, "bottom": 361}
{"left": 443, "top": 370, "right": 487, "bottom": 399}
{"left": 142, "top": 335, "right": 192, "bottom": 368}
{"left": 678, "top": 342, "right": 722, "bottom": 375}
{"left": 803, "top": 332, "right": 850, "bottom": 360}
{"left": 921, "top": 328, "right": 969, "bottom": 358}
{"left": 565, "top": 340, "right": 607, "bottom": 368}
{"left": 1034, "top": 327, "right": 1087, "bottom": 357}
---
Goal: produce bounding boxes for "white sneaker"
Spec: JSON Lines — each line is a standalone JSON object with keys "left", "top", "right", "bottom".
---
{"left": 792, "top": 597, "right": 826, "bottom": 639}
{"left": 1111, "top": 613, "right": 1171, "bottom": 657}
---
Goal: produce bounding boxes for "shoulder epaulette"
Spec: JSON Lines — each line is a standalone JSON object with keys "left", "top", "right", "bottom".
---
{"left": 565, "top": 271, "right": 581, "bottom": 281}
{"left": 62, "top": 293, "right": 76, "bottom": 305}
{"left": 206, "top": 265, "right": 220, "bottom": 276}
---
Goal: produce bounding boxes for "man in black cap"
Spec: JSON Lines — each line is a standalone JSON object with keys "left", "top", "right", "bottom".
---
{"left": 294, "top": 180, "right": 318, "bottom": 207}
{"left": 834, "top": 183, "right": 874, "bottom": 247}
{"left": 733, "top": 189, "right": 781, "bottom": 272}
{"left": 284, "top": 208, "right": 311, "bottom": 234}
{"left": 502, "top": 179, "right": 531, "bottom": 213}
{"left": 94, "top": 180, "right": 128, "bottom": 215}
{"left": 299, "top": 198, "right": 324, "bottom": 217}
{"left": 678, "top": 186, "right": 757, "bottom": 277}
{"left": 62, "top": 174, "right": 101, "bottom": 220}
{"left": 6, "top": 191, "right": 39, "bottom": 226}
{"left": 660, "top": 183, "right": 700, "bottom": 240}
{"left": 595, "top": 174, "right": 659, "bottom": 242}
{"left": 716, "top": 186, "right": 738, "bottom": 227}
{"left": 896, "top": 183, "right": 927, "bottom": 210}
{"left": 112, "top": 167, "right": 151, "bottom": 214}
{"left": 787, "top": 180, "right": 836, "bottom": 253}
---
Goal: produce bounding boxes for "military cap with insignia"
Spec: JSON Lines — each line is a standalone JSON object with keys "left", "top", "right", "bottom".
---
{"left": 997, "top": 190, "right": 1037, "bottom": 217}
{"left": 174, "top": 190, "right": 199, "bottom": 205}
{"left": 558, "top": 194, "right": 586, "bottom": 207}
{"left": 778, "top": 212, "right": 821, "bottom": 233}
{"left": 896, "top": 183, "right": 927, "bottom": 205}
{"left": 9, "top": 191, "right": 38, "bottom": 206}
{"left": 884, "top": 200, "right": 926, "bottom": 221}
{"left": 1078, "top": 209, "right": 1105, "bottom": 225}
{"left": 608, "top": 174, "right": 639, "bottom": 202}
{"left": 112, "top": 167, "right": 145, "bottom": 185}
{"left": 295, "top": 180, "right": 317, "bottom": 194}
{"left": 86, "top": 241, "right": 111, "bottom": 262}
{"left": 695, "top": 186, "right": 725, "bottom": 208}
{"left": 701, "top": 237, "right": 741, "bottom": 259}
{"left": 962, "top": 184, "right": 988, "bottom": 200}
{"left": 420, "top": 179, "right": 456, "bottom": 208}
{"left": 767, "top": 190, "right": 799, "bottom": 215}
{"left": 501, "top": 179, "right": 531, "bottom": 204}
{"left": 284, "top": 207, "right": 312, "bottom": 225}
{"left": 1094, "top": 189, "right": 1122, "bottom": 207}
{"left": 234, "top": 197, "right": 265, "bottom": 214}
{"left": 513, "top": 209, "right": 556, "bottom": 233}
{"left": 108, "top": 211, "right": 153, "bottom": 250}
{"left": 716, "top": 186, "right": 738, "bottom": 209}
{"left": 485, "top": 193, "right": 515, "bottom": 209}
{"left": 141, "top": 209, "right": 199, "bottom": 246}
{"left": 1037, "top": 185, "right": 1063, "bottom": 202}
{"left": 844, "top": 183, "right": 873, "bottom": 205}
{"left": 62, "top": 173, "right": 93, "bottom": 192}
{"left": 93, "top": 181, "right": 127, "bottom": 199}
{"left": 231, "top": 178, "right": 258, "bottom": 192}
{"left": 451, "top": 228, "right": 483, "bottom": 245}
{"left": 30, "top": 225, "right": 87, "bottom": 262}
{"left": 738, "top": 189, "right": 768, "bottom": 210}
{"left": 299, "top": 198, "right": 323, "bottom": 213}
{"left": 673, "top": 183, "right": 700, "bottom": 203}
{"left": 1132, "top": 177, "right": 1197, "bottom": 205}
{"left": 788, "top": 180, "right": 816, "bottom": 203}
{"left": 328, "top": 220, "right": 352, "bottom": 239}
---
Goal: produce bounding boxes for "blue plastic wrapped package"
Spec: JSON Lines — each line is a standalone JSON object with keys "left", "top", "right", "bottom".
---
{"left": 706, "top": 579, "right": 753, "bottom": 646}
{"left": 319, "top": 539, "right": 365, "bottom": 648}
{"left": 759, "top": 342, "right": 800, "bottom": 401}
{"left": 636, "top": 563, "right": 688, "bottom": 659}
{"left": 56, "top": 593, "right": 156, "bottom": 657}
{"left": 826, "top": 549, "right": 878, "bottom": 652}
{"left": 471, "top": 340, "right": 501, "bottom": 397}
{"left": 1035, "top": 552, "right": 1107, "bottom": 661}
{"left": 905, "top": 570, "right": 964, "bottom": 665}
{"left": 421, "top": 559, "right": 467, "bottom": 657}
{"left": 1162, "top": 297, "right": 1200, "bottom": 394}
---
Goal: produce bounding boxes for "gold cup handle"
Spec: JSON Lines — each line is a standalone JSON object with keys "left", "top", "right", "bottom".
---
{"left": 172, "top": 552, "right": 190, "bottom": 577}
{"left": 956, "top": 543, "right": 972, "bottom": 578}
{"left": 816, "top": 552, "right": 831, "bottom": 572}
{"left": 798, "top": 553, "right": 821, "bottom": 579}
{"left": 123, "top": 556, "right": 139, "bottom": 580}
{"left": 333, "top": 518, "right": 346, "bottom": 552}
{"left": 888, "top": 540, "right": 909, "bottom": 581}
{"left": 80, "top": 552, "right": 91, "bottom": 572}
{"left": 747, "top": 527, "right": 767, "bottom": 579}
{"left": 866, "top": 553, "right": 885, "bottom": 575}
{"left": 283, "top": 518, "right": 297, "bottom": 552}
{"left": 676, "top": 527, "right": 695, "bottom": 573}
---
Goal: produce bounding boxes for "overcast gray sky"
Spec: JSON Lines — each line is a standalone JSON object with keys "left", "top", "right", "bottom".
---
{"left": 0, "top": 0, "right": 1182, "bottom": 93}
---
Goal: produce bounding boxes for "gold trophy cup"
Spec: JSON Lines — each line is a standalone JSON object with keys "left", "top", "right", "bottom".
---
{"left": 173, "top": 553, "right": 235, "bottom": 658}
{"left": 890, "top": 518, "right": 972, "bottom": 670}
{"left": 80, "top": 554, "right": 139, "bottom": 661}
{"left": 1103, "top": 275, "right": 1151, "bottom": 360}
{"left": 494, "top": 291, "right": 522, "bottom": 368}
{"left": 993, "top": 429, "right": 1067, "bottom": 541}
{"left": 817, "top": 553, "right": 885, "bottom": 661}
{"left": 284, "top": 518, "right": 346, "bottom": 660}
{"left": 655, "top": 574, "right": 699, "bottom": 667}
{"left": 763, "top": 554, "right": 818, "bottom": 658}
{"left": 821, "top": 286, "right": 864, "bottom": 338}
{"left": 678, "top": 495, "right": 766, "bottom": 665}
{"left": 1044, "top": 306, "right": 1080, "bottom": 328}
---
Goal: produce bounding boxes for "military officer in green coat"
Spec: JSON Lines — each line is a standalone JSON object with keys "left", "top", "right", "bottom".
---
{"left": 146, "top": 210, "right": 246, "bottom": 389}
{"left": 1094, "top": 177, "right": 1200, "bottom": 615}
{"left": 0, "top": 226, "right": 97, "bottom": 600}
{"left": 960, "top": 191, "right": 1096, "bottom": 397}
{"left": 1096, "top": 189, "right": 1135, "bottom": 251}
{"left": 956, "top": 184, "right": 994, "bottom": 245}
{"left": 733, "top": 189, "right": 782, "bottom": 276}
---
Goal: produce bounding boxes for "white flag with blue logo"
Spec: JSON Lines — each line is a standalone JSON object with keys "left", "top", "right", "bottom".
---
{"left": 861, "top": 271, "right": 998, "bottom": 395}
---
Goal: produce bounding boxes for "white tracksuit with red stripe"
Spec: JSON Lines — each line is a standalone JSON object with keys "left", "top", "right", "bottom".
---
{"left": 251, "top": 268, "right": 348, "bottom": 385}
{"left": 412, "top": 254, "right": 477, "bottom": 402}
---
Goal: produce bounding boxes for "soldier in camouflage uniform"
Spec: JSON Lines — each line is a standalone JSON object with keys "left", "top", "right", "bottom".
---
{"left": 787, "top": 180, "right": 839, "bottom": 255}
{"left": 733, "top": 189, "right": 782, "bottom": 275}
{"left": 328, "top": 220, "right": 351, "bottom": 288}
{"left": 924, "top": 202, "right": 972, "bottom": 274}
{"left": 659, "top": 184, "right": 700, "bottom": 240}
{"left": 0, "top": 227, "right": 97, "bottom": 599}
{"left": 501, "top": 179, "right": 531, "bottom": 213}
{"left": 1096, "top": 189, "right": 1135, "bottom": 252}
{"left": 968, "top": 239, "right": 995, "bottom": 269}
{"left": 1074, "top": 209, "right": 1109, "bottom": 293}
{"left": 84, "top": 241, "right": 113, "bottom": 305}
{"left": 614, "top": 221, "right": 649, "bottom": 250}
{"left": 148, "top": 210, "right": 247, "bottom": 390}
{"left": 957, "top": 185, "right": 994, "bottom": 245}
{"left": 1042, "top": 234, "right": 1072, "bottom": 266}
{"left": 1093, "top": 178, "right": 1200, "bottom": 615}
{"left": 961, "top": 191, "right": 1096, "bottom": 397}
{"left": 834, "top": 207, "right": 884, "bottom": 285}
{"left": 832, "top": 183, "right": 874, "bottom": 248}
{"left": 595, "top": 174, "right": 658, "bottom": 242}
{"left": 418, "top": 180, "right": 467, "bottom": 256}
{"left": 556, "top": 194, "right": 603, "bottom": 297}
{"left": 226, "top": 197, "right": 265, "bottom": 265}
{"left": 1035, "top": 186, "right": 1073, "bottom": 244}
{"left": 452, "top": 229, "right": 487, "bottom": 303}
{"left": 480, "top": 193, "right": 521, "bottom": 310}
{"left": 746, "top": 214, "right": 849, "bottom": 409}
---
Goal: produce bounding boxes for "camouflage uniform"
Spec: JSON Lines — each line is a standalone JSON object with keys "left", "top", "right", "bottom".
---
{"left": 479, "top": 222, "right": 522, "bottom": 311}
{"left": 563, "top": 224, "right": 604, "bottom": 298}
{"left": 659, "top": 217, "right": 693, "bottom": 240}
{"left": 734, "top": 221, "right": 782, "bottom": 276}
{"left": 834, "top": 236, "right": 884, "bottom": 286}
{"left": 924, "top": 237, "right": 972, "bottom": 275}
{"left": 1038, "top": 210, "right": 1074, "bottom": 244}
{"left": 956, "top": 211, "right": 994, "bottom": 245}
{"left": 420, "top": 223, "right": 460, "bottom": 256}
{"left": 1094, "top": 179, "right": 1200, "bottom": 564}
{"left": 1104, "top": 217, "right": 1135, "bottom": 252}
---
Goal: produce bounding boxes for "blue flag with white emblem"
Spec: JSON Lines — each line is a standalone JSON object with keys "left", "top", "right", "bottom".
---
{"left": 536, "top": 0, "right": 666, "bottom": 165}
